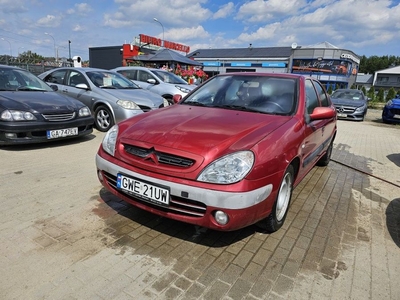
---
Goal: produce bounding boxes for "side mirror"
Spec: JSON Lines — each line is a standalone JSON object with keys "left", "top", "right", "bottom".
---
{"left": 147, "top": 78, "right": 157, "bottom": 85}
{"left": 50, "top": 84, "right": 58, "bottom": 91}
{"left": 75, "top": 83, "right": 89, "bottom": 90}
{"left": 310, "top": 107, "right": 336, "bottom": 120}
{"left": 172, "top": 94, "right": 182, "bottom": 104}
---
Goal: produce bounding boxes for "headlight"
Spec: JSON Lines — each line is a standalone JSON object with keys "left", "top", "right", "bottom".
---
{"left": 78, "top": 106, "right": 91, "bottom": 117}
{"left": 102, "top": 125, "right": 118, "bottom": 156}
{"left": 176, "top": 86, "right": 191, "bottom": 93}
{"left": 1, "top": 110, "right": 37, "bottom": 121}
{"left": 355, "top": 105, "right": 366, "bottom": 112}
{"left": 163, "top": 98, "right": 170, "bottom": 107}
{"left": 197, "top": 151, "right": 254, "bottom": 184}
{"left": 386, "top": 100, "right": 393, "bottom": 107}
{"left": 116, "top": 100, "right": 140, "bottom": 110}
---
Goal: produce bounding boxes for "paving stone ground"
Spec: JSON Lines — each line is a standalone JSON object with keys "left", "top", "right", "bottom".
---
{"left": 1, "top": 109, "right": 399, "bottom": 300}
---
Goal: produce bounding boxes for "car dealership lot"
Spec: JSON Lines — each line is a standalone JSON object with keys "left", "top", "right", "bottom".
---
{"left": 1, "top": 110, "right": 399, "bottom": 300}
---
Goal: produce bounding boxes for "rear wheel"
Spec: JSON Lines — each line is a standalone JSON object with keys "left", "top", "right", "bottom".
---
{"left": 94, "top": 105, "right": 114, "bottom": 132}
{"left": 261, "top": 165, "right": 294, "bottom": 233}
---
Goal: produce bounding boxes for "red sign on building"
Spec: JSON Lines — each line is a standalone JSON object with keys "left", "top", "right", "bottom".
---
{"left": 139, "top": 34, "right": 190, "bottom": 53}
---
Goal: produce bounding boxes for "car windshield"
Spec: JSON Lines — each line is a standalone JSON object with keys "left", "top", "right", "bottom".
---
{"left": 181, "top": 75, "right": 297, "bottom": 115}
{"left": 0, "top": 68, "right": 53, "bottom": 92}
{"left": 152, "top": 70, "right": 189, "bottom": 84}
{"left": 87, "top": 71, "right": 140, "bottom": 89}
{"left": 332, "top": 90, "right": 363, "bottom": 100}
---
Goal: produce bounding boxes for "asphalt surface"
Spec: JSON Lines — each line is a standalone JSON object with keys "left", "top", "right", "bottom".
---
{"left": 1, "top": 109, "right": 399, "bottom": 300}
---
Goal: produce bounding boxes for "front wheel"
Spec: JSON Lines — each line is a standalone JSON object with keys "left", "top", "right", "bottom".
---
{"left": 317, "top": 140, "right": 333, "bottom": 166}
{"left": 260, "top": 165, "right": 294, "bottom": 233}
{"left": 94, "top": 105, "right": 114, "bottom": 132}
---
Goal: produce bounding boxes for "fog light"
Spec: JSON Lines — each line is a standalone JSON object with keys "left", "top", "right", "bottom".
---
{"left": 5, "top": 133, "right": 17, "bottom": 139}
{"left": 97, "top": 170, "right": 103, "bottom": 182}
{"left": 214, "top": 210, "right": 229, "bottom": 225}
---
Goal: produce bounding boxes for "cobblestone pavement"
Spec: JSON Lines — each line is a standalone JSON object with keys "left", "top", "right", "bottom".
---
{"left": 1, "top": 109, "right": 399, "bottom": 300}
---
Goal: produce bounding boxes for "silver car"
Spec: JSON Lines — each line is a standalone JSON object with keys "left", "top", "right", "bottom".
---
{"left": 39, "top": 67, "right": 169, "bottom": 132}
{"left": 111, "top": 66, "right": 196, "bottom": 104}
{"left": 330, "top": 89, "right": 370, "bottom": 121}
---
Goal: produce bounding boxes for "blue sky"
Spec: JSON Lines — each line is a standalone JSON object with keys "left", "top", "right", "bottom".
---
{"left": 0, "top": 0, "right": 399, "bottom": 61}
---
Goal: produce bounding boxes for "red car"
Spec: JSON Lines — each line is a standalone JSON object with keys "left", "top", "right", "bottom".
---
{"left": 96, "top": 73, "right": 337, "bottom": 232}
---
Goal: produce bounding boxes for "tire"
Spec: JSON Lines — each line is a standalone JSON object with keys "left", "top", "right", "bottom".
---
{"left": 261, "top": 165, "right": 294, "bottom": 233}
{"left": 94, "top": 105, "right": 114, "bottom": 132}
{"left": 317, "top": 140, "right": 333, "bottom": 166}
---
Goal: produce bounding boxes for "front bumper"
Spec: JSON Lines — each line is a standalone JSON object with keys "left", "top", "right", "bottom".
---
{"left": 95, "top": 154, "right": 274, "bottom": 231}
{"left": 0, "top": 117, "right": 93, "bottom": 145}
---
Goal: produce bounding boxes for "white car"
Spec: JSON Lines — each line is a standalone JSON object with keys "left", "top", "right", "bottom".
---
{"left": 111, "top": 66, "right": 197, "bottom": 104}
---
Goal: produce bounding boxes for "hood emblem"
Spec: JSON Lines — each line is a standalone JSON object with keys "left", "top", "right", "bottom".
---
{"left": 144, "top": 148, "right": 159, "bottom": 164}
{"left": 53, "top": 106, "right": 60, "bottom": 109}
{"left": 338, "top": 106, "right": 344, "bottom": 113}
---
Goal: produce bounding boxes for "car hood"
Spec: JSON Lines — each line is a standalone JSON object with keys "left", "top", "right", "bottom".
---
{"left": 118, "top": 105, "right": 290, "bottom": 156}
{"left": 387, "top": 99, "right": 400, "bottom": 107}
{"left": 174, "top": 83, "right": 196, "bottom": 90}
{"left": 331, "top": 97, "right": 366, "bottom": 107}
{"left": 100, "top": 88, "right": 164, "bottom": 107}
{"left": 0, "top": 91, "right": 82, "bottom": 113}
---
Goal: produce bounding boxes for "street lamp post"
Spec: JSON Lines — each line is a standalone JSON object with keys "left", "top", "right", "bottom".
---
{"left": 153, "top": 18, "right": 164, "bottom": 47}
{"left": 1, "top": 38, "right": 12, "bottom": 57}
{"left": 45, "top": 32, "right": 57, "bottom": 63}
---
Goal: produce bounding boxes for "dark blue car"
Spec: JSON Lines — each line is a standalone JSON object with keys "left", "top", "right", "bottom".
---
{"left": 382, "top": 95, "right": 400, "bottom": 124}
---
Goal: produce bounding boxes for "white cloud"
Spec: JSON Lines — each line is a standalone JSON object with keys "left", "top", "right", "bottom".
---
{"left": 36, "top": 15, "right": 61, "bottom": 27}
{"left": 213, "top": 2, "right": 235, "bottom": 19}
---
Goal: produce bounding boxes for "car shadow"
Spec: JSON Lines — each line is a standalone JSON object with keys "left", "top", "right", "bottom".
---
{"left": 387, "top": 154, "right": 400, "bottom": 167}
{"left": 0, "top": 133, "right": 97, "bottom": 151}
{"left": 97, "top": 188, "right": 259, "bottom": 248}
{"left": 386, "top": 198, "right": 400, "bottom": 248}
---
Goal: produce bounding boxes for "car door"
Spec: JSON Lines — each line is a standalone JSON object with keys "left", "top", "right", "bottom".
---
{"left": 136, "top": 70, "right": 156, "bottom": 90}
{"left": 300, "top": 79, "right": 329, "bottom": 172}
{"left": 61, "top": 70, "right": 96, "bottom": 110}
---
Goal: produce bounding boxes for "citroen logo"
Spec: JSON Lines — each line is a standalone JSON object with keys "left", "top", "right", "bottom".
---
{"left": 143, "top": 148, "right": 159, "bottom": 164}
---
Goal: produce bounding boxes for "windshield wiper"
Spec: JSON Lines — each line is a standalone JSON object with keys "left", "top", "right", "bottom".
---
{"left": 99, "top": 86, "right": 117, "bottom": 89}
{"left": 16, "top": 86, "right": 47, "bottom": 91}
{"left": 214, "top": 104, "right": 261, "bottom": 113}
{"left": 182, "top": 101, "right": 207, "bottom": 107}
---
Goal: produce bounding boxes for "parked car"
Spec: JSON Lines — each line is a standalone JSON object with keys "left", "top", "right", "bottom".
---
{"left": 111, "top": 66, "right": 196, "bottom": 104}
{"left": 330, "top": 88, "right": 369, "bottom": 121}
{"left": 382, "top": 95, "right": 400, "bottom": 124}
{"left": 96, "top": 72, "right": 337, "bottom": 232}
{"left": 0, "top": 65, "right": 93, "bottom": 146}
{"left": 38, "top": 67, "right": 169, "bottom": 132}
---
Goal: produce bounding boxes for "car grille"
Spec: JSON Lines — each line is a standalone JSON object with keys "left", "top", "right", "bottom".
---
{"left": 103, "top": 171, "right": 207, "bottom": 217}
{"left": 42, "top": 112, "right": 76, "bottom": 121}
{"left": 335, "top": 106, "right": 355, "bottom": 113}
{"left": 124, "top": 144, "right": 195, "bottom": 167}
{"left": 138, "top": 105, "right": 152, "bottom": 112}
{"left": 389, "top": 108, "right": 400, "bottom": 115}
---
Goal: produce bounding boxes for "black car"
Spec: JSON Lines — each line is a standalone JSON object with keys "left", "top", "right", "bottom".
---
{"left": 330, "top": 89, "right": 370, "bottom": 121}
{"left": 0, "top": 65, "right": 94, "bottom": 145}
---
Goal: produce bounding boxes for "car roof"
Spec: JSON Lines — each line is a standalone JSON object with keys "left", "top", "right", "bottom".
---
{"left": 49, "top": 67, "right": 116, "bottom": 73}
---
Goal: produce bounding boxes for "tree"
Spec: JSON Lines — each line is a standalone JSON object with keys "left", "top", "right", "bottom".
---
{"left": 377, "top": 88, "right": 385, "bottom": 102}
{"left": 386, "top": 87, "right": 396, "bottom": 101}
{"left": 367, "top": 86, "right": 375, "bottom": 101}
{"left": 361, "top": 86, "right": 367, "bottom": 96}
{"left": 327, "top": 85, "right": 333, "bottom": 95}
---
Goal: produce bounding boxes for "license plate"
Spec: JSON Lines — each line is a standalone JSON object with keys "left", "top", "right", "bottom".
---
{"left": 394, "top": 114, "right": 400, "bottom": 119}
{"left": 47, "top": 127, "right": 78, "bottom": 139}
{"left": 117, "top": 174, "right": 170, "bottom": 206}
{"left": 337, "top": 113, "right": 347, "bottom": 117}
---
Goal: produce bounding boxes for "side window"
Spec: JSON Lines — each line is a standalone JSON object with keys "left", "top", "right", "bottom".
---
{"left": 43, "top": 70, "right": 66, "bottom": 85}
{"left": 119, "top": 70, "right": 136, "bottom": 81}
{"left": 68, "top": 71, "right": 87, "bottom": 87}
{"left": 313, "top": 81, "right": 329, "bottom": 107}
{"left": 138, "top": 70, "right": 154, "bottom": 82}
{"left": 305, "top": 80, "right": 319, "bottom": 114}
